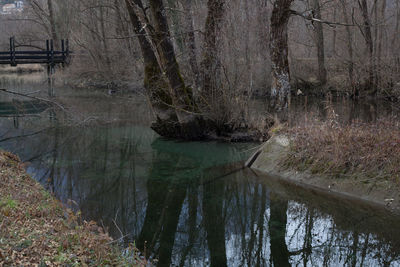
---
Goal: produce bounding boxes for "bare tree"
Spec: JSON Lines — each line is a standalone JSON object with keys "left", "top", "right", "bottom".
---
{"left": 310, "top": 0, "right": 327, "bottom": 85}
{"left": 201, "top": 0, "right": 225, "bottom": 101}
{"left": 358, "top": 0, "right": 376, "bottom": 95}
{"left": 269, "top": 0, "right": 294, "bottom": 111}
{"left": 340, "top": 0, "right": 355, "bottom": 95}
{"left": 47, "top": 0, "right": 58, "bottom": 48}
{"left": 182, "top": 0, "right": 200, "bottom": 91}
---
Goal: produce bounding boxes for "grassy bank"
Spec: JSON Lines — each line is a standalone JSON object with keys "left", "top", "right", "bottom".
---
{"left": 0, "top": 151, "right": 144, "bottom": 266}
{"left": 282, "top": 118, "right": 400, "bottom": 182}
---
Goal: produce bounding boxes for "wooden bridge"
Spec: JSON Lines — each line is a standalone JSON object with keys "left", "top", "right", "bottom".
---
{"left": 0, "top": 37, "right": 70, "bottom": 66}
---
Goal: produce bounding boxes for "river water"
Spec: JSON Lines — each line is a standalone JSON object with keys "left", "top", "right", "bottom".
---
{"left": 1, "top": 75, "right": 400, "bottom": 266}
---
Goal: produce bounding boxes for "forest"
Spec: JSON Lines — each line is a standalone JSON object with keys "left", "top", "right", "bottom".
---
{"left": 0, "top": 0, "right": 399, "bottom": 140}
{"left": 1, "top": 0, "right": 400, "bottom": 266}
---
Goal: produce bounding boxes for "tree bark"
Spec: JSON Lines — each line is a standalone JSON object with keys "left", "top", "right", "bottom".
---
{"left": 148, "top": 0, "right": 206, "bottom": 139}
{"left": 395, "top": 0, "right": 400, "bottom": 73}
{"left": 124, "top": 0, "right": 172, "bottom": 112}
{"left": 47, "top": 0, "right": 59, "bottom": 49}
{"left": 270, "top": 0, "right": 294, "bottom": 111}
{"left": 311, "top": 0, "right": 327, "bottom": 85}
{"left": 358, "top": 0, "right": 376, "bottom": 95}
{"left": 376, "top": 0, "right": 386, "bottom": 88}
{"left": 148, "top": 0, "right": 194, "bottom": 108}
{"left": 99, "top": 5, "right": 111, "bottom": 71}
{"left": 125, "top": 0, "right": 205, "bottom": 140}
{"left": 201, "top": 0, "right": 225, "bottom": 102}
{"left": 340, "top": 0, "right": 355, "bottom": 95}
{"left": 331, "top": 6, "right": 337, "bottom": 57}
{"left": 182, "top": 0, "right": 201, "bottom": 91}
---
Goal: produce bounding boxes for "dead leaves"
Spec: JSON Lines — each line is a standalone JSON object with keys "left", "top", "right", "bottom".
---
{"left": 0, "top": 151, "right": 144, "bottom": 266}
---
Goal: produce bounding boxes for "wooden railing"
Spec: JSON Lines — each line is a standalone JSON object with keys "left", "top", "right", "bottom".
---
{"left": 0, "top": 37, "right": 70, "bottom": 66}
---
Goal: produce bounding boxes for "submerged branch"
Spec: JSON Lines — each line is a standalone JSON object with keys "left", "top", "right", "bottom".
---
{"left": 0, "top": 89, "right": 66, "bottom": 111}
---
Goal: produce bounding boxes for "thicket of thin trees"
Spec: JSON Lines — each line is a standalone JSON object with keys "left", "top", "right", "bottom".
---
{"left": 0, "top": 0, "right": 399, "bottom": 138}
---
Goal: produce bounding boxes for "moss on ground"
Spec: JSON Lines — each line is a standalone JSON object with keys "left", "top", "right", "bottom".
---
{"left": 0, "top": 150, "right": 145, "bottom": 266}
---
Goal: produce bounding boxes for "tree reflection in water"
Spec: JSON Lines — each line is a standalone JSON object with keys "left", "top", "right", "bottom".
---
{"left": 2, "top": 120, "right": 400, "bottom": 266}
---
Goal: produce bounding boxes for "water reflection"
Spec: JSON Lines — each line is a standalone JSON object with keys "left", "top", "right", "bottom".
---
{"left": 1, "top": 118, "right": 400, "bottom": 266}
{"left": 0, "top": 77, "right": 400, "bottom": 266}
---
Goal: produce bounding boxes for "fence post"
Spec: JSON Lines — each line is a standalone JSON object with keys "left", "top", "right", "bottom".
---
{"left": 46, "top": 40, "right": 50, "bottom": 63}
{"left": 10, "top": 37, "right": 16, "bottom": 66}
{"left": 66, "top": 39, "right": 69, "bottom": 59}
{"left": 50, "top": 39, "right": 54, "bottom": 66}
{"left": 61, "top": 40, "right": 65, "bottom": 61}
{"left": 9, "top": 37, "right": 12, "bottom": 64}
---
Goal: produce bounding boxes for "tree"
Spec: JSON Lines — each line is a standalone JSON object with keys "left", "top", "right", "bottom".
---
{"left": 125, "top": 0, "right": 231, "bottom": 140}
{"left": 182, "top": 0, "right": 200, "bottom": 91}
{"left": 47, "top": 0, "right": 59, "bottom": 48}
{"left": 269, "top": 0, "right": 294, "bottom": 111}
{"left": 201, "top": 0, "right": 225, "bottom": 101}
{"left": 125, "top": 0, "right": 204, "bottom": 140}
{"left": 340, "top": 0, "right": 355, "bottom": 95}
{"left": 310, "top": 0, "right": 327, "bottom": 85}
{"left": 358, "top": 0, "right": 376, "bottom": 95}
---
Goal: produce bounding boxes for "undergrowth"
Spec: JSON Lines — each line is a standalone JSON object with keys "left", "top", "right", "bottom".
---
{"left": 0, "top": 151, "right": 145, "bottom": 266}
{"left": 282, "top": 116, "right": 400, "bottom": 181}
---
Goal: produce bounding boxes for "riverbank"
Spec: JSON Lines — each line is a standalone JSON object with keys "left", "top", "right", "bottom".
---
{"left": 0, "top": 151, "right": 144, "bottom": 266}
{"left": 248, "top": 118, "right": 400, "bottom": 214}
{"left": 0, "top": 65, "right": 44, "bottom": 74}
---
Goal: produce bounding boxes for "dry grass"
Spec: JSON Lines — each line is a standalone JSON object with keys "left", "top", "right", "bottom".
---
{"left": 282, "top": 117, "right": 400, "bottom": 181}
{"left": 0, "top": 151, "right": 145, "bottom": 266}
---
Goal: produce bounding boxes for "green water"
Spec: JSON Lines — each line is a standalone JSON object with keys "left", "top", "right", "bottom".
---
{"left": 1, "top": 77, "right": 400, "bottom": 266}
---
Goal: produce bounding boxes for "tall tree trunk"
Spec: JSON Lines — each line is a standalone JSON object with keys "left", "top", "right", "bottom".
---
{"left": 377, "top": 0, "right": 386, "bottom": 88}
{"left": 99, "top": 6, "right": 111, "bottom": 71}
{"left": 47, "top": 0, "right": 59, "bottom": 49}
{"left": 270, "top": 0, "right": 294, "bottom": 111}
{"left": 331, "top": 5, "right": 337, "bottom": 57}
{"left": 243, "top": 0, "right": 253, "bottom": 93}
{"left": 311, "top": 0, "right": 327, "bottom": 85}
{"left": 182, "top": 0, "right": 201, "bottom": 91}
{"left": 340, "top": 0, "right": 355, "bottom": 95}
{"left": 125, "top": 0, "right": 172, "bottom": 113}
{"left": 395, "top": 0, "right": 400, "bottom": 74}
{"left": 148, "top": 0, "right": 195, "bottom": 110}
{"left": 126, "top": 0, "right": 205, "bottom": 140}
{"left": 201, "top": 0, "right": 225, "bottom": 102}
{"left": 148, "top": 0, "right": 206, "bottom": 139}
{"left": 166, "top": 0, "right": 185, "bottom": 53}
{"left": 358, "top": 0, "right": 376, "bottom": 95}
{"left": 114, "top": 0, "right": 134, "bottom": 57}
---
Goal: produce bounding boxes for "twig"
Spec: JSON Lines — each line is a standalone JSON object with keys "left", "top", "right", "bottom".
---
{"left": 0, "top": 88, "right": 66, "bottom": 111}
{"left": 0, "top": 128, "right": 51, "bottom": 143}
{"left": 290, "top": 9, "right": 358, "bottom": 27}
{"left": 106, "top": 233, "right": 131, "bottom": 245}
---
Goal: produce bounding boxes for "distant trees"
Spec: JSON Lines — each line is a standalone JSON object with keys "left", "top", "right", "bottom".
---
{"left": 2, "top": 0, "right": 399, "bottom": 138}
